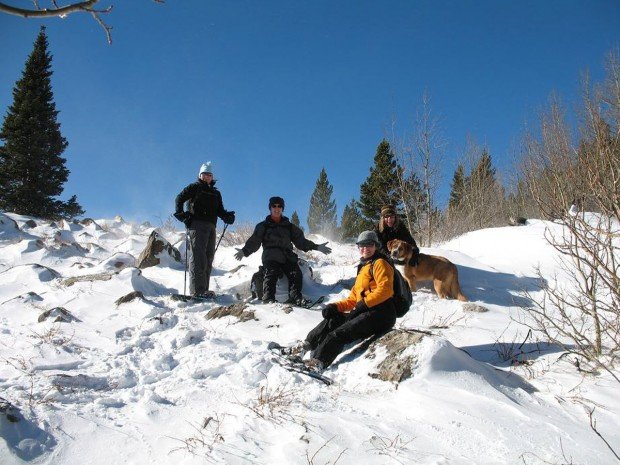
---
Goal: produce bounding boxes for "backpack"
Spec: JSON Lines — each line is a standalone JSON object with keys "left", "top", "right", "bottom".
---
{"left": 369, "top": 258, "right": 413, "bottom": 318}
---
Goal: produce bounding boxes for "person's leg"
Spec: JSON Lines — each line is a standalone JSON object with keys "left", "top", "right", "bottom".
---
{"left": 305, "top": 313, "right": 346, "bottom": 349}
{"left": 203, "top": 222, "right": 217, "bottom": 292}
{"left": 312, "top": 304, "right": 397, "bottom": 367}
{"left": 188, "top": 227, "right": 204, "bottom": 295}
{"left": 262, "top": 261, "right": 283, "bottom": 302}
{"left": 282, "top": 261, "right": 303, "bottom": 302}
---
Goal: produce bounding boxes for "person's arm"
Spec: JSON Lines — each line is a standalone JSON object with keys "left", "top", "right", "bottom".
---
{"left": 364, "top": 259, "right": 394, "bottom": 308}
{"left": 174, "top": 184, "right": 194, "bottom": 214}
{"left": 240, "top": 223, "right": 265, "bottom": 257}
{"left": 290, "top": 224, "right": 317, "bottom": 252}
{"left": 216, "top": 191, "right": 235, "bottom": 224}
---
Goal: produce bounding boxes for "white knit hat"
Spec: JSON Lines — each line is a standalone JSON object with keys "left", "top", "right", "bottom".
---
{"left": 198, "top": 161, "right": 213, "bottom": 176}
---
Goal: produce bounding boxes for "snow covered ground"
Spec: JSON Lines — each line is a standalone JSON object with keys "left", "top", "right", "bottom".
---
{"left": 0, "top": 212, "right": 618, "bottom": 465}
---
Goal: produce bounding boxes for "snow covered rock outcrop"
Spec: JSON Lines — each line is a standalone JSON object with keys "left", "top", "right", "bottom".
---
{"left": 136, "top": 231, "right": 181, "bottom": 269}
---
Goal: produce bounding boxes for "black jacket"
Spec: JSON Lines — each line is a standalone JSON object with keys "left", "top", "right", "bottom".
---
{"left": 241, "top": 215, "right": 318, "bottom": 264}
{"left": 374, "top": 218, "right": 418, "bottom": 256}
{"left": 175, "top": 180, "right": 230, "bottom": 225}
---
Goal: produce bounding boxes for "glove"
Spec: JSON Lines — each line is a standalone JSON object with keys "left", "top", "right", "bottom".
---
{"left": 321, "top": 303, "right": 340, "bottom": 319}
{"left": 223, "top": 211, "right": 235, "bottom": 225}
{"left": 316, "top": 242, "right": 332, "bottom": 254}
{"left": 408, "top": 247, "right": 420, "bottom": 267}
{"left": 173, "top": 211, "right": 188, "bottom": 222}
{"left": 234, "top": 248, "right": 245, "bottom": 261}
{"left": 349, "top": 299, "right": 369, "bottom": 318}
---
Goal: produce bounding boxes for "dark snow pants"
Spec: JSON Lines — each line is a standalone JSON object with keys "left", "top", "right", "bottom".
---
{"left": 188, "top": 219, "right": 216, "bottom": 295}
{"left": 262, "top": 260, "right": 302, "bottom": 302}
{"left": 306, "top": 299, "right": 397, "bottom": 367}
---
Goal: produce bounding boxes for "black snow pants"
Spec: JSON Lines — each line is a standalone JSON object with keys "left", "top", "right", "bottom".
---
{"left": 305, "top": 299, "right": 397, "bottom": 368}
{"left": 188, "top": 219, "right": 216, "bottom": 295}
{"left": 262, "top": 259, "right": 303, "bottom": 302}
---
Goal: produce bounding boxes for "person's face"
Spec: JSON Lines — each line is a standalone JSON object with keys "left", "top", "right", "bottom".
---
{"left": 270, "top": 203, "right": 283, "bottom": 218}
{"left": 200, "top": 172, "right": 213, "bottom": 183}
{"left": 358, "top": 243, "right": 376, "bottom": 259}
{"left": 383, "top": 214, "right": 396, "bottom": 227}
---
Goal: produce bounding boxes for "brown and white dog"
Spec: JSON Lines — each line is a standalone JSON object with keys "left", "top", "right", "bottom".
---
{"left": 387, "top": 239, "right": 468, "bottom": 301}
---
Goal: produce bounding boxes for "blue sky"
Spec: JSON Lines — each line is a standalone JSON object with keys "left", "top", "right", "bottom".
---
{"left": 1, "top": 1, "right": 619, "bottom": 229}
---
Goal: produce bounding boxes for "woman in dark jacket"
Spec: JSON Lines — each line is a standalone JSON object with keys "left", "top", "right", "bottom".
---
{"left": 174, "top": 162, "right": 235, "bottom": 297}
{"left": 374, "top": 204, "right": 420, "bottom": 266}
{"left": 235, "top": 196, "right": 331, "bottom": 304}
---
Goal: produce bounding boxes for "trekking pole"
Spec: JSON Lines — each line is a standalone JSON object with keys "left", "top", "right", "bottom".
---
{"left": 214, "top": 223, "right": 229, "bottom": 255}
{"left": 183, "top": 229, "right": 189, "bottom": 296}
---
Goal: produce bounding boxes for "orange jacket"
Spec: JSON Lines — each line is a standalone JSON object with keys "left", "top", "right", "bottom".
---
{"left": 335, "top": 258, "right": 394, "bottom": 312}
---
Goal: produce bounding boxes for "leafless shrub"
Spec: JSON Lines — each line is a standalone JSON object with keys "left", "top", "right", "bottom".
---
{"left": 244, "top": 380, "right": 302, "bottom": 424}
{"left": 305, "top": 436, "right": 348, "bottom": 465}
{"left": 518, "top": 50, "right": 620, "bottom": 379}
{"left": 365, "top": 433, "right": 415, "bottom": 463}
{"left": 168, "top": 414, "right": 225, "bottom": 459}
{"left": 219, "top": 222, "right": 255, "bottom": 247}
{"left": 2, "top": 356, "right": 55, "bottom": 407}
{"left": 519, "top": 438, "right": 577, "bottom": 465}
{"left": 29, "top": 324, "right": 74, "bottom": 346}
{"left": 423, "top": 309, "right": 467, "bottom": 329}
{"left": 588, "top": 407, "right": 620, "bottom": 462}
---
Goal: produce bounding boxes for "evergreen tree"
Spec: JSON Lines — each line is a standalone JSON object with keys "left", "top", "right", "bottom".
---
{"left": 448, "top": 164, "right": 465, "bottom": 210}
{"left": 400, "top": 171, "right": 426, "bottom": 233}
{"left": 340, "top": 198, "right": 365, "bottom": 241}
{"left": 358, "top": 139, "right": 401, "bottom": 223}
{"left": 307, "top": 167, "right": 337, "bottom": 237}
{"left": 470, "top": 149, "right": 497, "bottom": 186}
{"left": 0, "top": 27, "right": 83, "bottom": 219}
{"left": 290, "top": 210, "right": 302, "bottom": 230}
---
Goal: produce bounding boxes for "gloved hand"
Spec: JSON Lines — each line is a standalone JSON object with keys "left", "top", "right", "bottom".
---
{"left": 349, "top": 299, "right": 369, "bottom": 318}
{"left": 223, "top": 211, "right": 235, "bottom": 225}
{"left": 234, "top": 248, "right": 245, "bottom": 261}
{"left": 321, "top": 303, "right": 339, "bottom": 319}
{"left": 173, "top": 211, "right": 188, "bottom": 222}
{"left": 408, "top": 247, "right": 420, "bottom": 267}
{"left": 316, "top": 242, "right": 332, "bottom": 254}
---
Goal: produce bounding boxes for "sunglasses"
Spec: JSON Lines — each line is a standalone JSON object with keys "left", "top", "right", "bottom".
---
{"left": 270, "top": 204, "right": 283, "bottom": 209}
{"left": 357, "top": 243, "right": 376, "bottom": 248}
{"left": 383, "top": 214, "right": 395, "bottom": 219}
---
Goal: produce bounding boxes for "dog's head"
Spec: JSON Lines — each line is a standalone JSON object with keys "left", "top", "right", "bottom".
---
{"left": 387, "top": 239, "right": 411, "bottom": 261}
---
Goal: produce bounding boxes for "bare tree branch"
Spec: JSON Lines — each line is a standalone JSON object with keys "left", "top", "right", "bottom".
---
{"left": 0, "top": 0, "right": 100, "bottom": 18}
{"left": 0, "top": 1, "right": 164, "bottom": 44}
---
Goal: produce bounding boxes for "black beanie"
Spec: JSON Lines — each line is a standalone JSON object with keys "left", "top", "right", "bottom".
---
{"left": 268, "top": 196, "right": 285, "bottom": 210}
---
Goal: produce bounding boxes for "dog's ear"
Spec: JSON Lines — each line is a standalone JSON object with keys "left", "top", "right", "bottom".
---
{"left": 387, "top": 239, "right": 395, "bottom": 250}
{"left": 403, "top": 242, "right": 412, "bottom": 253}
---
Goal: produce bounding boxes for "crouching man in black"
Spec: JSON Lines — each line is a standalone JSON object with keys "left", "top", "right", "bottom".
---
{"left": 285, "top": 230, "right": 397, "bottom": 373}
{"left": 234, "top": 196, "right": 331, "bottom": 305}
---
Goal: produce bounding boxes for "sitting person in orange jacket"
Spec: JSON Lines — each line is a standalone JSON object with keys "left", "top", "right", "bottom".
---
{"left": 285, "top": 230, "right": 397, "bottom": 373}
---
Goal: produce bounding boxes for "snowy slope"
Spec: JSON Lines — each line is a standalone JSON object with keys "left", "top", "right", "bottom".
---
{"left": 0, "top": 212, "right": 618, "bottom": 465}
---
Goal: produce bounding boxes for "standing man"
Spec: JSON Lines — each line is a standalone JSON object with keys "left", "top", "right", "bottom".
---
{"left": 174, "top": 162, "right": 235, "bottom": 298}
{"left": 374, "top": 204, "right": 420, "bottom": 266}
{"left": 234, "top": 196, "right": 331, "bottom": 305}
